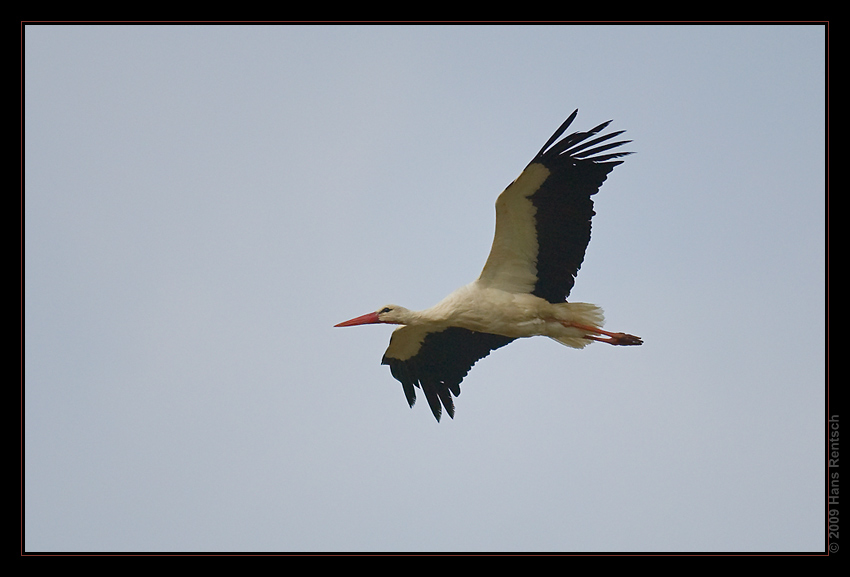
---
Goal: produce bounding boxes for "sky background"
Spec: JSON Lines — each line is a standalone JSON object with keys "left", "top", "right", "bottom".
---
{"left": 24, "top": 24, "right": 826, "bottom": 552}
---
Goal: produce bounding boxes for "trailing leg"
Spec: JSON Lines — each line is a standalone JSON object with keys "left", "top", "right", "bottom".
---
{"left": 561, "top": 321, "right": 643, "bottom": 346}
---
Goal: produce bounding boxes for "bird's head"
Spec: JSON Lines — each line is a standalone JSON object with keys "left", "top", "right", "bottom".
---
{"left": 334, "top": 305, "right": 412, "bottom": 327}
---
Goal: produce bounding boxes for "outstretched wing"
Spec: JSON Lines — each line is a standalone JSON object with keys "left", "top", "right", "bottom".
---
{"left": 477, "top": 110, "right": 631, "bottom": 303}
{"left": 381, "top": 325, "right": 514, "bottom": 421}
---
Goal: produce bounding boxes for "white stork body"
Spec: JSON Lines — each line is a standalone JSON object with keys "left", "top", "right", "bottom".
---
{"left": 336, "top": 110, "right": 641, "bottom": 421}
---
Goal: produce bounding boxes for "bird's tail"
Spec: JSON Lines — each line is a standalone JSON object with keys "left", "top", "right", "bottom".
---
{"left": 549, "top": 302, "right": 605, "bottom": 349}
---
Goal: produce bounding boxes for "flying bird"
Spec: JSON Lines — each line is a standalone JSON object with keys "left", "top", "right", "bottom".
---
{"left": 335, "top": 109, "right": 641, "bottom": 421}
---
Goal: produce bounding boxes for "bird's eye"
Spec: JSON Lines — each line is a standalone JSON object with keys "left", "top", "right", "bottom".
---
{"left": 379, "top": 307, "right": 392, "bottom": 314}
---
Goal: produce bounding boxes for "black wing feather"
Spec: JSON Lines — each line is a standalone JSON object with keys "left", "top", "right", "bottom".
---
{"left": 528, "top": 110, "right": 631, "bottom": 303}
{"left": 382, "top": 327, "right": 514, "bottom": 421}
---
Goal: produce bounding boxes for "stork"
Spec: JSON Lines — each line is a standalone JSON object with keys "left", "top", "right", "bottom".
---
{"left": 335, "top": 109, "right": 642, "bottom": 421}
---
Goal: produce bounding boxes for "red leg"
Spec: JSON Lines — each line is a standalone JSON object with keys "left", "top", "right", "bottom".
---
{"left": 563, "top": 322, "right": 643, "bottom": 346}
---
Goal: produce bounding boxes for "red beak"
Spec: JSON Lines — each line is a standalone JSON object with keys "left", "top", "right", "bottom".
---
{"left": 334, "top": 311, "right": 381, "bottom": 327}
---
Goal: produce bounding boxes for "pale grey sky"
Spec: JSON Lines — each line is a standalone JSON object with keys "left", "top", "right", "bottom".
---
{"left": 25, "top": 24, "right": 825, "bottom": 552}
